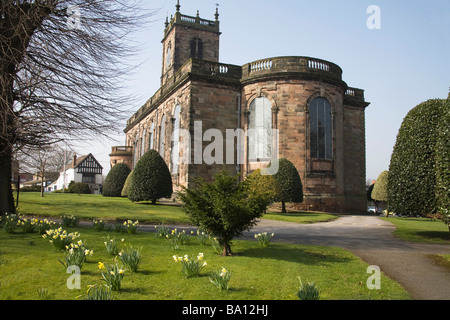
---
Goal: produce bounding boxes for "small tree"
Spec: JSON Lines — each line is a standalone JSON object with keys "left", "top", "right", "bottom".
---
{"left": 271, "top": 158, "right": 303, "bottom": 213}
{"left": 128, "top": 150, "right": 173, "bottom": 204}
{"left": 372, "top": 171, "right": 389, "bottom": 214}
{"left": 179, "top": 170, "right": 269, "bottom": 256}
{"left": 103, "top": 163, "right": 131, "bottom": 197}
{"left": 246, "top": 169, "right": 279, "bottom": 210}
{"left": 121, "top": 171, "right": 134, "bottom": 198}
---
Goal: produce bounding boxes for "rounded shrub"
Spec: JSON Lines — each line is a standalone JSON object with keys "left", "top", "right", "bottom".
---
{"left": 371, "top": 171, "right": 389, "bottom": 203}
{"left": 102, "top": 163, "right": 131, "bottom": 197}
{"left": 121, "top": 170, "right": 134, "bottom": 198}
{"left": 388, "top": 98, "right": 448, "bottom": 215}
{"left": 69, "top": 182, "right": 91, "bottom": 194}
{"left": 270, "top": 158, "right": 303, "bottom": 213}
{"left": 128, "top": 150, "right": 173, "bottom": 203}
{"left": 435, "top": 100, "right": 449, "bottom": 212}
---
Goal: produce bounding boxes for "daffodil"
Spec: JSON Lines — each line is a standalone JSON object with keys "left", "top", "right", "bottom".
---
{"left": 98, "top": 262, "right": 105, "bottom": 270}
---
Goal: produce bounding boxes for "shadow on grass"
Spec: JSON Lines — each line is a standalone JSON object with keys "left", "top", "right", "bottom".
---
{"left": 235, "top": 244, "right": 352, "bottom": 265}
{"left": 416, "top": 231, "right": 450, "bottom": 241}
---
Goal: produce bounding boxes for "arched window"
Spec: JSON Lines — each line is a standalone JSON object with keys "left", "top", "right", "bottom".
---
{"left": 190, "top": 37, "right": 203, "bottom": 59}
{"left": 148, "top": 122, "right": 155, "bottom": 150}
{"left": 133, "top": 133, "right": 139, "bottom": 167}
{"left": 171, "top": 105, "right": 181, "bottom": 174}
{"left": 166, "top": 44, "right": 172, "bottom": 67}
{"left": 248, "top": 97, "right": 272, "bottom": 160}
{"left": 141, "top": 129, "right": 146, "bottom": 157}
{"left": 159, "top": 115, "right": 166, "bottom": 158}
{"left": 309, "top": 97, "right": 332, "bottom": 160}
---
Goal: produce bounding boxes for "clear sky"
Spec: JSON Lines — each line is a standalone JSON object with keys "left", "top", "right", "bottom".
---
{"left": 76, "top": 0, "right": 449, "bottom": 182}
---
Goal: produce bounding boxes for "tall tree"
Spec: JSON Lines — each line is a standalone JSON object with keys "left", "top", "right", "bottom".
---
{"left": 0, "top": 1, "right": 151, "bottom": 214}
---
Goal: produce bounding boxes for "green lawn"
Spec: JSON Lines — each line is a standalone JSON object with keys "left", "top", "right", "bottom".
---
{"left": 380, "top": 217, "right": 450, "bottom": 244}
{"left": 17, "top": 192, "right": 190, "bottom": 225}
{"left": 0, "top": 224, "right": 411, "bottom": 300}
{"left": 16, "top": 192, "right": 338, "bottom": 225}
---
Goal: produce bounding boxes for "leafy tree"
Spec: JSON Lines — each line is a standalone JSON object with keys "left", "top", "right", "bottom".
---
{"left": 128, "top": 150, "right": 173, "bottom": 204}
{"left": 179, "top": 170, "right": 269, "bottom": 256}
{"left": 0, "top": 1, "right": 151, "bottom": 215}
{"left": 388, "top": 98, "right": 448, "bottom": 215}
{"left": 102, "top": 163, "right": 131, "bottom": 197}
{"left": 270, "top": 158, "right": 303, "bottom": 213}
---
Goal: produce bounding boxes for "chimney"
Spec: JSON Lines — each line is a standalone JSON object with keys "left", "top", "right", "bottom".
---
{"left": 72, "top": 154, "right": 77, "bottom": 168}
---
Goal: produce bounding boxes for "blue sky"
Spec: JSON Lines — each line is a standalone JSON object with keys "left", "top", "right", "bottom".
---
{"left": 79, "top": 0, "right": 449, "bottom": 181}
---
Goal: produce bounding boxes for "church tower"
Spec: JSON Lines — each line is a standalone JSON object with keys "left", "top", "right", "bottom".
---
{"left": 161, "top": 1, "right": 221, "bottom": 86}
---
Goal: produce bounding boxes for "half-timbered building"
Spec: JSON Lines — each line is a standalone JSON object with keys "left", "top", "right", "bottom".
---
{"left": 53, "top": 154, "right": 103, "bottom": 194}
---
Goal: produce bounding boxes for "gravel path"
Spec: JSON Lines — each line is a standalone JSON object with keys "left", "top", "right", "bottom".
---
{"left": 244, "top": 216, "right": 450, "bottom": 300}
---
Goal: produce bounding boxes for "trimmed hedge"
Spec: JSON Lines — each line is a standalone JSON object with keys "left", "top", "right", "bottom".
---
{"left": 128, "top": 150, "right": 173, "bottom": 203}
{"left": 270, "top": 158, "right": 303, "bottom": 213}
{"left": 435, "top": 100, "right": 450, "bottom": 212}
{"left": 102, "top": 163, "right": 131, "bottom": 197}
{"left": 388, "top": 98, "right": 448, "bottom": 215}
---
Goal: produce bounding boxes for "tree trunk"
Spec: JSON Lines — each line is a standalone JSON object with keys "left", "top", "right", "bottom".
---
{"left": 222, "top": 243, "right": 232, "bottom": 256}
{"left": 281, "top": 201, "right": 286, "bottom": 213}
{"left": 0, "top": 144, "right": 16, "bottom": 215}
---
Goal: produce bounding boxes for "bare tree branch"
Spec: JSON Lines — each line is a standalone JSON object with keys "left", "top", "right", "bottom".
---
{"left": 0, "top": 0, "right": 154, "bottom": 214}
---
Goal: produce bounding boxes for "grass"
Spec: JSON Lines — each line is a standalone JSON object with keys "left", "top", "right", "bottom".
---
{"left": 380, "top": 217, "right": 450, "bottom": 244}
{"left": 0, "top": 224, "right": 411, "bottom": 300}
{"left": 16, "top": 192, "right": 338, "bottom": 225}
{"left": 17, "top": 192, "right": 190, "bottom": 225}
{"left": 264, "top": 211, "right": 338, "bottom": 224}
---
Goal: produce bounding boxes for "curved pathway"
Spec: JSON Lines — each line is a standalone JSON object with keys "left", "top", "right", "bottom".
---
{"left": 244, "top": 216, "right": 450, "bottom": 300}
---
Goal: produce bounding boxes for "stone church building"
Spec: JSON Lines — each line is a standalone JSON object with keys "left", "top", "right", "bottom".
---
{"left": 116, "top": 3, "right": 370, "bottom": 213}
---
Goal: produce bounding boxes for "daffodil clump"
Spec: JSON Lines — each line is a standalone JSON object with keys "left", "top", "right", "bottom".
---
{"left": 118, "top": 245, "right": 141, "bottom": 272}
{"left": 61, "top": 215, "right": 79, "bottom": 227}
{"left": 154, "top": 224, "right": 170, "bottom": 238}
{"left": 166, "top": 228, "right": 190, "bottom": 250}
{"left": 17, "top": 217, "right": 38, "bottom": 233}
{"left": 35, "top": 218, "right": 58, "bottom": 235}
{"left": 92, "top": 219, "right": 105, "bottom": 231}
{"left": 2, "top": 213, "right": 20, "bottom": 233}
{"left": 43, "top": 227, "right": 80, "bottom": 250}
{"left": 123, "top": 220, "right": 139, "bottom": 234}
{"left": 104, "top": 236, "right": 123, "bottom": 256}
{"left": 98, "top": 261, "right": 125, "bottom": 291}
{"left": 254, "top": 232, "right": 275, "bottom": 247}
{"left": 59, "top": 240, "right": 94, "bottom": 269}
{"left": 209, "top": 267, "right": 232, "bottom": 291}
{"left": 173, "top": 253, "right": 207, "bottom": 278}
{"left": 196, "top": 229, "right": 209, "bottom": 245}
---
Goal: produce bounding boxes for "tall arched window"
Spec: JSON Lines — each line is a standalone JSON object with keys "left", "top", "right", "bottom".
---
{"left": 159, "top": 115, "right": 166, "bottom": 158}
{"left": 148, "top": 122, "right": 155, "bottom": 150}
{"left": 141, "top": 129, "right": 146, "bottom": 157}
{"left": 248, "top": 97, "right": 272, "bottom": 160}
{"left": 309, "top": 97, "right": 332, "bottom": 160}
{"left": 133, "top": 133, "right": 139, "bottom": 167}
{"left": 171, "top": 105, "right": 181, "bottom": 174}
